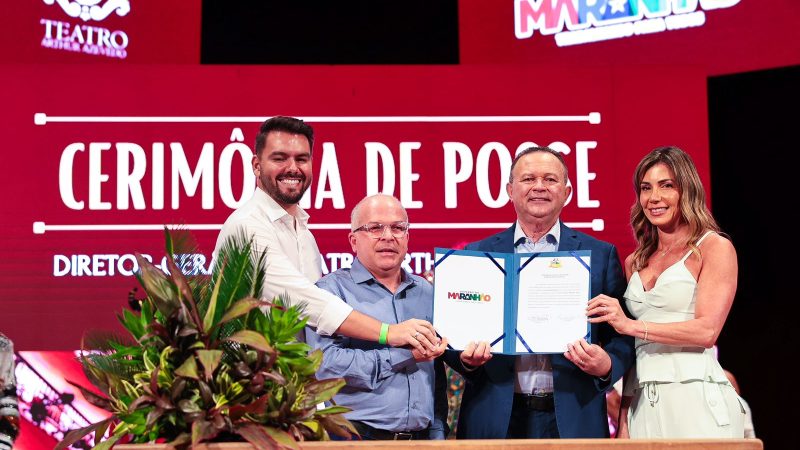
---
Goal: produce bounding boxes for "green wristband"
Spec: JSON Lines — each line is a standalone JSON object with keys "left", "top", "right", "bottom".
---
{"left": 378, "top": 322, "right": 390, "bottom": 345}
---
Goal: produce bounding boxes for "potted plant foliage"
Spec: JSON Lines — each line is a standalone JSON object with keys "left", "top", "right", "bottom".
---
{"left": 56, "top": 229, "right": 354, "bottom": 450}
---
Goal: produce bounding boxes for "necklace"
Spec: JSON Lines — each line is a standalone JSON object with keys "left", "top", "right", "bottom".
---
{"left": 656, "top": 244, "right": 672, "bottom": 257}
{"left": 657, "top": 238, "right": 684, "bottom": 257}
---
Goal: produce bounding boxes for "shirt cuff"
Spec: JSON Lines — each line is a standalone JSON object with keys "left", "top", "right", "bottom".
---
{"left": 314, "top": 297, "right": 353, "bottom": 336}
{"left": 460, "top": 359, "right": 480, "bottom": 372}
{"left": 389, "top": 347, "right": 416, "bottom": 369}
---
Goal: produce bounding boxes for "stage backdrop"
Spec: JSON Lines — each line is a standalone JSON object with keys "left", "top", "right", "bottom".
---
{"left": 0, "top": 65, "right": 709, "bottom": 349}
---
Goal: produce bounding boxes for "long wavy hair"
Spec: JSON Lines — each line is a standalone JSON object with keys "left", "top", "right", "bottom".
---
{"left": 630, "top": 146, "right": 720, "bottom": 271}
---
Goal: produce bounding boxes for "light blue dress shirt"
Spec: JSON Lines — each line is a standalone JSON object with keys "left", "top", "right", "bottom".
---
{"left": 513, "top": 220, "right": 560, "bottom": 395}
{"left": 306, "top": 258, "right": 446, "bottom": 438}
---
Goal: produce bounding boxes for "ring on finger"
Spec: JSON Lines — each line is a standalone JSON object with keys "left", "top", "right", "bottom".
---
{"left": 413, "top": 331, "right": 420, "bottom": 340}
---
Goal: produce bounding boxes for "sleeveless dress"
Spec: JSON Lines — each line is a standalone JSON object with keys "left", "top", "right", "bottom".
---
{"left": 623, "top": 232, "right": 744, "bottom": 438}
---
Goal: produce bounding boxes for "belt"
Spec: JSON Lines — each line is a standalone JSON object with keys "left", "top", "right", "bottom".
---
{"left": 513, "top": 392, "right": 555, "bottom": 411}
{"left": 350, "top": 420, "right": 429, "bottom": 440}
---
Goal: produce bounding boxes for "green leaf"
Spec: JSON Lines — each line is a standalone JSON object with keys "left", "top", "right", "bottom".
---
{"left": 225, "top": 330, "right": 275, "bottom": 353}
{"left": 164, "top": 226, "right": 175, "bottom": 255}
{"left": 118, "top": 309, "right": 145, "bottom": 340}
{"left": 196, "top": 349, "right": 223, "bottom": 380}
{"left": 315, "top": 405, "right": 351, "bottom": 416}
{"left": 210, "top": 231, "right": 264, "bottom": 330}
{"left": 203, "top": 262, "right": 225, "bottom": 333}
{"left": 174, "top": 356, "right": 199, "bottom": 380}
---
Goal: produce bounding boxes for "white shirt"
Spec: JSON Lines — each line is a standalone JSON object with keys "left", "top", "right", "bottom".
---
{"left": 513, "top": 220, "right": 560, "bottom": 395}
{"left": 213, "top": 188, "right": 353, "bottom": 336}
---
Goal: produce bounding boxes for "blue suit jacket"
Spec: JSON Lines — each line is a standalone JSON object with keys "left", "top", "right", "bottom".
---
{"left": 444, "top": 223, "right": 634, "bottom": 439}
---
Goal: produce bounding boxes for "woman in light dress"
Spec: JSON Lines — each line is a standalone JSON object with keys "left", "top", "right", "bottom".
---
{"left": 587, "top": 146, "right": 744, "bottom": 438}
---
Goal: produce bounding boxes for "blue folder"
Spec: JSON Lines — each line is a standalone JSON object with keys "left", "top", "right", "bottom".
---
{"left": 433, "top": 247, "right": 592, "bottom": 355}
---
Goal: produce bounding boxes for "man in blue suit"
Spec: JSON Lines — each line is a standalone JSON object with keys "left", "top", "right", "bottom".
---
{"left": 445, "top": 147, "right": 634, "bottom": 439}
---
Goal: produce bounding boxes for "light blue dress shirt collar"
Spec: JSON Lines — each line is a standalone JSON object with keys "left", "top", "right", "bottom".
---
{"left": 513, "top": 220, "right": 561, "bottom": 250}
{"left": 349, "top": 257, "right": 417, "bottom": 292}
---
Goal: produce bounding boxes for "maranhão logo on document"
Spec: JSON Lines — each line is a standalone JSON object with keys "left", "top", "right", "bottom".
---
{"left": 448, "top": 291, "right": 492, "bottom": 303}
{"left": 548, "top": 258, "right": 562, "bottom": 268}
{"left": 39, "top": 0, "right": 131, "bottom": 59}
{"left": 514, "top": 0, "right": 741, "bottom": 47}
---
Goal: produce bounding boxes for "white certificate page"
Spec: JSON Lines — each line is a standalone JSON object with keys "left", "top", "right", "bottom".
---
{"left": 433, "top": 252, "right": 506, "bottom": 353}
{"left": 515, "top": 254, "right": 591, "bottom": 353}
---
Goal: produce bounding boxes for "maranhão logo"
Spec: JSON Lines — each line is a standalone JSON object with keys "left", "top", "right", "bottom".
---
{"left": 514, "top": 0, "right": 741, "bottom": 47}
{"left": 39, "top": 0, "right": 130, "bottom": 59}
{"left": 448, "top": 291, "right": 493, "bottom": 302}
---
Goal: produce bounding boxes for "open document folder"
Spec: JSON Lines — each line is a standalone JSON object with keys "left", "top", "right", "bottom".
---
{"left": 432, "top": 248, "right": 592, "bottom": 355}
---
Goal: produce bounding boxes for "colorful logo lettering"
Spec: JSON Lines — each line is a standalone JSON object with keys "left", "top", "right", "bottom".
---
{"left": 514, "top": 0, "right": 741, "bottom": 46}
{"left": 447, "top": 291, "right": 492, "bottom": 302}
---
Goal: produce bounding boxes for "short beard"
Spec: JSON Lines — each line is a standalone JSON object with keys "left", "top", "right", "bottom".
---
{"left": 272, "top": 188, "right": 306, "bottom": 205}
{"left": 262, "top": 174, "right": 310, "bottom": 206}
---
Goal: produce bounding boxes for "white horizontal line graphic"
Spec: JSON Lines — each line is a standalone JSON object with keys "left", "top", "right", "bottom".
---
{"left": 34, "top": 113, "right": 602, "bottom": 125}
{"left": 33, "top": 220, "right": 604, "bottom": 234}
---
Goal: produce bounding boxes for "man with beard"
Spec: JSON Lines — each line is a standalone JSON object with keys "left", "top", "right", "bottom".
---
{"left": 214, "top": 116, "right": 440, "bottom": 354}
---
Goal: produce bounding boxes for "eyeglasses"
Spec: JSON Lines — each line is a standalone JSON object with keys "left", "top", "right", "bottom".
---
{"left": 352, "top": 222, "right": 409, "bottom": 238}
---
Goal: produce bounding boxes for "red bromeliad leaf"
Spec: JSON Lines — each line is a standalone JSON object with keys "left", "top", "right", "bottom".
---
{"left": 65, "top": 379, "right": 112, "bottom": 410}
{"left": 262, "top": 425, "right": 300, "bottom": 449}
{"left": 218, "top": 297, "right": 264, "bottom": 326}
{"left": 225, "top": 330, "right": 275, "bottom": 354}
{"left": 196, "top": 349, "right": 223, "bottom": 381}
{"left": 174, "top": 355, "right": 200, "bottom": 380}
{"left": 303, "top": 378, "right": 346, "bottom": 405}
{"left": 135, "top": 253, "right": 179, "bottom": 317}
{"left": 237, "top": 423, "right": 299, "bottom": 450}
{"left": 54, "top": 418, "right": 115, "bottom": 450}
{"left": 227, "top": 394, "right": 269, "bottom": 420}
{"left": 127, "top": 394, "right": 155, "bottom": 412}
{"left": 191, "top": 419, "right": 219, "bottom": 446}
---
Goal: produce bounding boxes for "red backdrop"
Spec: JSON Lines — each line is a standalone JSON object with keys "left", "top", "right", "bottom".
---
{"left": 0, "top": 64, "right": 709, "bottom": 349}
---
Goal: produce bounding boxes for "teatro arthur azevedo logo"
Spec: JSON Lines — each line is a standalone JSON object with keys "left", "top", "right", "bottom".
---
{"left": 39, "top": 0, "right": 131, "bottom": 59}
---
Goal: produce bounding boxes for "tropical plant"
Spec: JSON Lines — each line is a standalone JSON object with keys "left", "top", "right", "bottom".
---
{"left": 56, "top": 229, "right": 355, "bottom": 450}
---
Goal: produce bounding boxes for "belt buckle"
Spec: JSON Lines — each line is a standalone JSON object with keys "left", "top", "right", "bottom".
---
{"left": 528, "top": 392, "right": 554, "bottom": 411}
{"left": 393, "top": 432, "right": 413, "bottom": 440}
